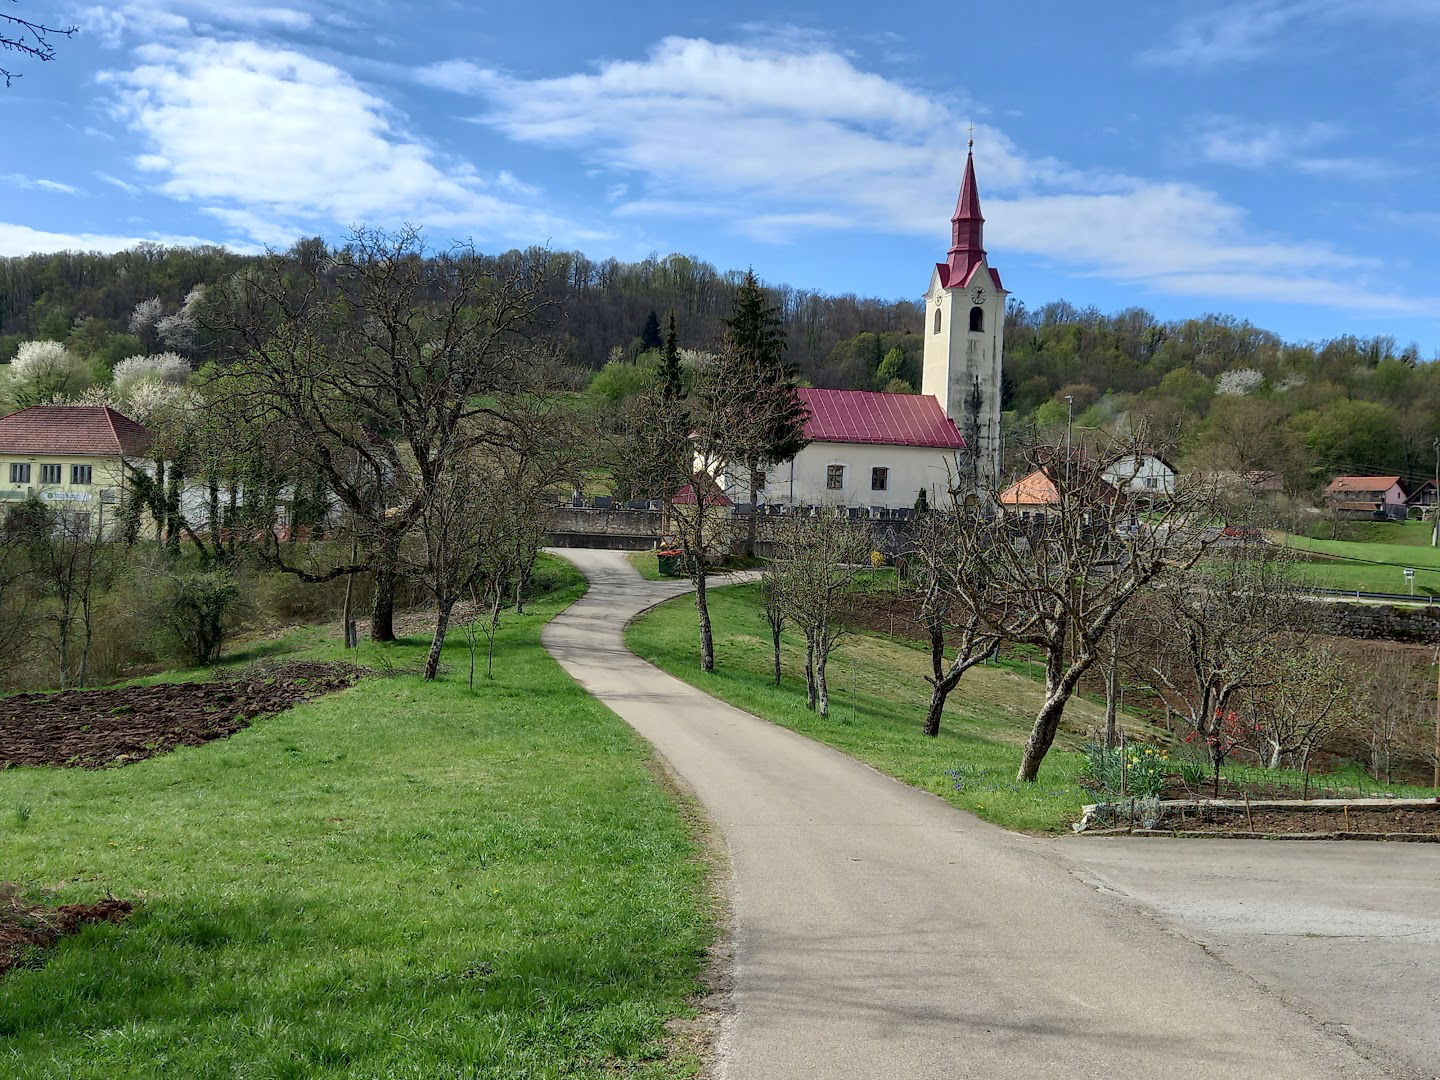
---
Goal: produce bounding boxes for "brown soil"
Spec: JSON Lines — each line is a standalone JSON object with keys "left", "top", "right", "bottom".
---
{"left": 0, "top": 660, "right": 361, "bottom": 769}
{"left": 1, "top": 883, "right": 133, "bottom": 976}
{"left": 1152, "top": 804, "right": 1440, "bottom": 836}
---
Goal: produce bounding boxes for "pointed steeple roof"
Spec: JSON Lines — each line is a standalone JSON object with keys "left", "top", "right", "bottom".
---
{"left": 936, "top": 144, "right": 1003, "bottom": 291}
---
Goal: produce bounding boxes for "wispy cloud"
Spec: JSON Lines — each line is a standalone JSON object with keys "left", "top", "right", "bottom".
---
{"left": 1141, "top": 0, "right": 1440, "bottom": 69}
{"left": 3, "top": 174, "right": 85, "bottom": 196}
{"left": 0, "top": 222, "right": 211, "bottom": 257}
{"left": 100, "top": 38, "right": 602, "bottom": 249}
{"left": 1187, "top": 116, "right": 1403, "bottom": 181}
{"left": 420, "top": 35, "right": 1425, "bottom": 314}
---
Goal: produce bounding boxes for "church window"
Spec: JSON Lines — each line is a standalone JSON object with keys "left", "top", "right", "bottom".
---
{"left": 871, "top": 467, "right": 889, "bottom": 492}
{"left": 969, "top": 306, "right": 984, "bottom": 332}
{"left": 933, "top": 307, "right": 942, "bottom": 335}
{"left": 826, "top": 465, "right": 845, "bottom": 491}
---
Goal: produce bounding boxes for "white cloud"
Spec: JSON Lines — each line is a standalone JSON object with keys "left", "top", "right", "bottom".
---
{"left": 1188, "top": 116, "right": 1402, "bottom": 180}
{"left": 422, "top": 35, "right": 1423, "bottom": 313}
{"left": 1142, "top": 0, "right": 1440, "bottom": 69}
{"left": 101, "top": 39, "right": 601, "bottom": 248}
{"left": 96, "top": 172, "right": 142, "bottom": 195}
{"left": 0, "top": 222, "right": 211, "bottom": 257}
{"left": 3, "top": 174, "right": 84, "bottom": 196}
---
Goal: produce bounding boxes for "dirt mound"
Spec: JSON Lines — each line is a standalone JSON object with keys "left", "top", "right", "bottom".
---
{"left": 1, "top": 884, "right": 133, "bottom": 977}
{"left": 0, "top": 661, "right": 361, "bottom": 769}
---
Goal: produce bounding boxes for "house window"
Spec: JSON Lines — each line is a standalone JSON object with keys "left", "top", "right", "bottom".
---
{"left": 969, "top": 305, "right": 984, "bottom": 332}
{"left": 71, "top": 464, "right": 93, "bottom": 486}
{"left": 40, "top": 464, "right": 61, "bottom": 485}
{"left": 871, "top": 467, "right": 889, "bottom": 492}
{"left": 8, "top": 463, "right": 30, "bottom": 484}
{"left": 826, "top": 464, "right": 845, "bottom": 491}
{"left": 1144, "top": 476, "right": 1158, "bottom": 490}
{"left": 933, "top": 307, "right": 942, "bottom": 335}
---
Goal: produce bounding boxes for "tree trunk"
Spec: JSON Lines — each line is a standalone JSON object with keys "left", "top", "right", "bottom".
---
{"left": 370, "top": 558, "right": 398, "bottom": 643}
{"left": 771, "top": 620, "right": 783, "bottom": 686}
{"left": 1017, "top": 647, "right": 1076, "bottom": 782}
{"left": 1103, "top": 659, "right": 1120, "bottom": 750}
{"left": 923, "top": 678, "right": 954, "bottom": 738}
{"left": 804, "top": 637, "right": 817, "bottom": 710}
{"left": 694, "top": 571, "right": 714, "bottom": 672}
{"left": 815, "top": 643, "right": 830, "bottom": 717}
{"left": 423, "top": 599, "right": 454, "bottom": 680}
{"left": 486, "top": 593, "right": 502, "bottom": 678}
{"left": 1267, "top": 742, "right": 1283, "bottom": 770}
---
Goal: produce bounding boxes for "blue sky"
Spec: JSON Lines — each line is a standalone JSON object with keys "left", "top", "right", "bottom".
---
{"left": 3, "top": 0, "right": 1439, "bottom": 350}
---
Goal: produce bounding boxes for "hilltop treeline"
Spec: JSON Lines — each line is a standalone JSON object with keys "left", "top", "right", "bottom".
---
{"left": 2, "top": 240, "right": 1435, "bottom": 490}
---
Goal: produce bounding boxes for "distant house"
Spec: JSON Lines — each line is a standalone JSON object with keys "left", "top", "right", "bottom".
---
{"left": 0, "top": 405, "right": 153, "bottom": 537}
{"left": 1324, "top": 475, "right": 1408, "bottom": 520}
{"left": 1101, "top": 453, "right": 1177, "bottom": 499}
{"left": 1405, "top": 481, "right": 1437, "bottom": 515}
{"left": 998, "top": 465, "right": 1122, "bottom": 522}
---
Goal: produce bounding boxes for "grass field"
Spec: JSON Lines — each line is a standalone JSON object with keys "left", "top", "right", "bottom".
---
{"left": 626, "top": 550, "right": 664, "bottom": 581}
{"left": 1274, "top": 522, "right": 1440, "bottom": 594}
{"left": 626, "top": 583, "right": 1125, "bottom": 832}
{"left": 0, "top": 556, "right": 714, "bottom": 1079}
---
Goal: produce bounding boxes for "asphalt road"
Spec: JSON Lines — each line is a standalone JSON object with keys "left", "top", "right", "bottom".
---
{"left": 1063, "top": 837, "right": 1440, "bottom": 1079}
{"left": 542, "top": 549, "right": 1413, "bottom": 1080}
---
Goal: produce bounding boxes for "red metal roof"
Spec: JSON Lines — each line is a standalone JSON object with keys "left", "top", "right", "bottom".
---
{"left": 671, "top": 479, "right": 733, "bottom": 506}
{"left": 797, "top": 388, "right": 966, "bottom": 449}
{"left": 937, "top": 150, "right": 1005, "bottom": 293}
{"left": 1325, "top": 475, "right": 1403, "bottom": 495}
{"left": 0, "top": 405, "right": 153, "bottom": 457}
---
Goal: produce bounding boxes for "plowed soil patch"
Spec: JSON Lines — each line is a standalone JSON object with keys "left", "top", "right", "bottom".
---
{"left": 0, "top": 661, "right": 360, "bottom": 769}
{"left": 1, "top": 884, "right": 133, "bottom": 977}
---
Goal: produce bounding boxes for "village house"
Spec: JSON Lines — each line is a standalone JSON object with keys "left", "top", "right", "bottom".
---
{"left": 1102, "top": 453, "right": 1176, "bottom": 499}
{"left": 997, "top": 464, "right": 1122, "bottom": 522}
{"left": 0, "top": 404, "right": 153, "bottom": 538}
{"left": 1324, "top": 475, "right": 1408, "bottom": 520}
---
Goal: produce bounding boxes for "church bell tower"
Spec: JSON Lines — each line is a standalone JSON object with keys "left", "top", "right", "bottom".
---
{"left": 922, "top": 144, "right": 1006, "bottom": 488}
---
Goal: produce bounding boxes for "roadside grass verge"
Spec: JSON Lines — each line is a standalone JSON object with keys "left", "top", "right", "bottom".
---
{"left": 626, "top": 582, "right": 1111, "bottom": 832}
{"left": 1272, "top": 526, "right": 1440, "bottom": 595}
{"left": 627, "top": 551, "right": 664, "bottom": 581}
{"left": 0, "top": 556, "right": 713, "bottom": 1079}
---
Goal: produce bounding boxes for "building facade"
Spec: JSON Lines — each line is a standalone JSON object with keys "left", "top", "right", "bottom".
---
{"left": 0, "top": 405, "right": 153, "bottom": 537}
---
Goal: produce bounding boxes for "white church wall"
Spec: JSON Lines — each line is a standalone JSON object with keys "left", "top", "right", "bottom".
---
{"left": 758, "top": 441, "right": 961, "bottom": 509}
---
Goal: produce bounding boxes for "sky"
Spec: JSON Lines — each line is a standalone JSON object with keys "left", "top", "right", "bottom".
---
{"left": 3, "top": 0, "right": 1439, "bottom": 351}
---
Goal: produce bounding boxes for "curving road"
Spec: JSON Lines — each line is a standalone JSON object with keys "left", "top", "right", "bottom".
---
{"left": 542, "top": 549, "right": 1413, "bottom": 1080}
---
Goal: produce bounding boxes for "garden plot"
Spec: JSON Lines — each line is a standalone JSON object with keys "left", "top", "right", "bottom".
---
{"left": 0, "top": 661, "right": 359, "bottom": 768}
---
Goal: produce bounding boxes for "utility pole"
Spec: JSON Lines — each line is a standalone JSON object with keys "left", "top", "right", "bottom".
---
{"left": 1431, "top": 437, "right": 1438, "bottom": 548}
{"left": 1064, "top": 394, "right": 1075, "bottom": 489}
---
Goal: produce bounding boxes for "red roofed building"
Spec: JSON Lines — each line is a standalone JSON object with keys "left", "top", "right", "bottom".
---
{"left": 0, "top": 405, "right": 154, "bottom": 536}
{"left": 1324, "top": 475, "right": 1408, "bottom": 519}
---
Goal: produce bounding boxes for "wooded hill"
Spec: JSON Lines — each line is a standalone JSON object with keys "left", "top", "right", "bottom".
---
{"left": 2, "top": 240, "right": 1436, "bottom": 491}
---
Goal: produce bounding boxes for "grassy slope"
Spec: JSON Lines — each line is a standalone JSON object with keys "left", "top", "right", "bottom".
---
{"left": 626, "top": 583, "right": 1136, "bottom": 832}
{"left": 0, "top": 557, "right": 712, "bottom": 1079}
{"left": 1276, "top": 522, "right": 1440, "bottom": 594}
{"left": 626, "top": 551, "right": 664, "bottom": 581}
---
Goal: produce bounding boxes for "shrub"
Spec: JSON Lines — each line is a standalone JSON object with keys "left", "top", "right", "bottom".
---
{"left": 1082, "top": 741, "right": 1169, "bottom": 798}
{"left": 152, "top": 568, "right": 242, "bottom": 665}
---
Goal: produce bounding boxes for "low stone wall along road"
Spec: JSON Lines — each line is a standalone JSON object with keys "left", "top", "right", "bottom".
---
{"left": 542, "top": 548, "right": 1432, "bottom": 1080}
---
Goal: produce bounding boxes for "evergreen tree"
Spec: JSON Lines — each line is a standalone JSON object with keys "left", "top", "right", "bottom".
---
{"left": 639, "top": 309, "right": 663, "bottom": 352}
{"left": 661, "top": 311, "right": 683, "bottom": 398}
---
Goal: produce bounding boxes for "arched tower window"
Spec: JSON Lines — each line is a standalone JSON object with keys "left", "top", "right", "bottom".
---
{"left": 933, "top": 307, "right": 942, "bottom": 335}
{"left": 969, "top": 306, "right": 984, "bottom": 332}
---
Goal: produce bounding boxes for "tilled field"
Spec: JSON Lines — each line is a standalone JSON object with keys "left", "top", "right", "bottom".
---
{"left": 0, "top": 661, "right": 361, "bottom": 769}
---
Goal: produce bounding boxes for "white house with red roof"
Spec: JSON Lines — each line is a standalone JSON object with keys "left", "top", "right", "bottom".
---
{"left": 0, "top": 404, "right": 154, "bottom": 536}
{"left": 739, "top": 145, "right": 1005, "bottom": 510}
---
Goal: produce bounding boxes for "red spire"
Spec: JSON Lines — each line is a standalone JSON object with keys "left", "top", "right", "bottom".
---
{"left": 946, "top": 147, "right": 985, "bottom": 279}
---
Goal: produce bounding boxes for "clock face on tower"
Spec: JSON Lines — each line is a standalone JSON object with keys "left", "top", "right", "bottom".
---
{"left": 970, "top": 286, "right": 987, "bottom": 305}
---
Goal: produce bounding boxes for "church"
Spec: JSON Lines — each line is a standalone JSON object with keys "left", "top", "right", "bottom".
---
{"left": 754, "top": 145, "right": 1006, "bottom": 511}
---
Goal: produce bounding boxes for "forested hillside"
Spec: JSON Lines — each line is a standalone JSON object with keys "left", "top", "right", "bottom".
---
{"left": 2, "top": 240, "right": 1436, "bottom": 492}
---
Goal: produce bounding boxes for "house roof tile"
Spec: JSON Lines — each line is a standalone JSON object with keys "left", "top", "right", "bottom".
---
{"left": 1325, "top": 475, "right": 1403, "bottom": 495}
{"left": 797, "top": 388, "right": 966, "bottom": 450}
{"left": 0, "top": 405, "right": 153, "bottom": 457}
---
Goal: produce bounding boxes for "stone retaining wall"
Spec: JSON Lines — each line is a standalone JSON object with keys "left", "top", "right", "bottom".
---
{"left": 1296, "top": 599, "right": 1440, "bottom": 644}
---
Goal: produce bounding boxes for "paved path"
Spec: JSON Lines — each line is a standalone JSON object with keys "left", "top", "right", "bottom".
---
{"left": 1064, "top": 837, "right": 1440, "bottom": 1080}
{"left": 541, "top": 549, "right": 1404, "bottom": 1080}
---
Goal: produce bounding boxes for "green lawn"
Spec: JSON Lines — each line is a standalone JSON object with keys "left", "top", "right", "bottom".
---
{"left": 626, "top": 550, "right": 664, "bottom": 581}
{"left": 1, "top": 556, "right": 713, "bottom": 1079}
{"left": 626, "top": 583, "right": 1114, "bottom": 832}
{"left": 1273, "top": 524, "right": 1440, "bottom": 594}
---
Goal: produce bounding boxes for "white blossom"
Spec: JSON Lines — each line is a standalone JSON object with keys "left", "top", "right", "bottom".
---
{"left": 1215, "top": 368, "right": 1265, "bottom": 396}
{"left": 112, "top": 353, "right": 193, "bottom": 398}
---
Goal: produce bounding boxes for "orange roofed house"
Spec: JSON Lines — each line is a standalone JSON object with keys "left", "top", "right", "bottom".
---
{"left": 0, "top": 404, "right": 154, "bottom": 537}
{"left": 998, "top": 464, "right": 1123, "bottom": 523}
{"left": 1324, "top": 476, "right": 1408, "bottom": 520}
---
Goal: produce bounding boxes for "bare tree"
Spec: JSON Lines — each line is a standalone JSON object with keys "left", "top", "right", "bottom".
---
{"left": 944, "top": 441, "right": 1218, "bottom": 780}
{"left": 0, "top": 502, "right": 39, "bottom": 674}
{"left": 209, "top": 228, "right": 552, "bottom": 641}
{"left": 1241, "top": 643, "right": 1353, "bottom": 770}
{"left": 2, "top": 1, "right": 75, "bottom": 86}
{"left": 908, "top": 509, "right": 1001, "bottom": 737}
{"left": 1140, "top": 543, "right": 1305, "bottom": 783}
{"left": 771, "top": 511, "right": 869, "bottom": 716}
{"left": 12, "top": 499, "right": 110, "bottom": 688}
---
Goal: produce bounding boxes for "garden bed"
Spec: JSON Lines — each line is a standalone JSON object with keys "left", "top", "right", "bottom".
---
{"left": 0, "top": 661, "right": 361, "bottom": 769}
{"left": 1, "top": 884, "right": 132, "bottom": 977}
{"left": 1074, "top": 797, "right": 1440, "bottom": 839}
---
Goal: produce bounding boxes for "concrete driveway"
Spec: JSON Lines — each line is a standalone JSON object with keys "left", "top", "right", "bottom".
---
{"left": 1063, "top": 837, "right": 1440, "bottom": 1079}
{"left": 542, "top": 549, "right": 1414, "bottom": 1079}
